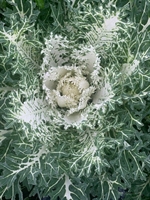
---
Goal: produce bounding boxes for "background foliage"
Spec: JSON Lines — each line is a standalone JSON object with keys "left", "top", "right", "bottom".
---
{"left": 0, "top": 0, "right": 150, "bottom": 200}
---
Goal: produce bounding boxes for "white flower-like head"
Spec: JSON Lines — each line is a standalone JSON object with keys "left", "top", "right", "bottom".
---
{"left": 41, "top": 34, "right": 114, "bottom": 126}
{"left": 43, "top": 65, "right": 96, "bottom": 123}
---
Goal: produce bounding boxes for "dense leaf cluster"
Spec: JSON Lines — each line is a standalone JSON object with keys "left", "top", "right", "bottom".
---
{"left": 0, "top": 0, "right": 150, "bottom": 200}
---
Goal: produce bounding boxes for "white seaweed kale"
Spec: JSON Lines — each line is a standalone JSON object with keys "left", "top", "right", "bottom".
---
{"left": 1, "top": 1, "right": 150, "bottom": 199}
{"left": 41, "top": 34, "right": 114, "bottom": 125}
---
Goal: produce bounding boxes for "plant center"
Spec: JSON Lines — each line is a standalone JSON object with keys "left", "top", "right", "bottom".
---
{"left": 56, "top": 74, "right": 90, "bottom": 108}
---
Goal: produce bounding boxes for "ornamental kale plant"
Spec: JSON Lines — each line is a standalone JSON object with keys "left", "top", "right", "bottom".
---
{"left": 0, "top": 0, "right": 150, "bottom": 200}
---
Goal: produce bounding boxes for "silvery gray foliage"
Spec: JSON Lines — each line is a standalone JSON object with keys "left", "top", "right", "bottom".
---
{"left": 0, "top": 0, "right": 150, "bottom": 200}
